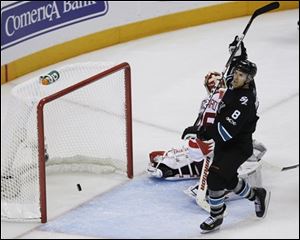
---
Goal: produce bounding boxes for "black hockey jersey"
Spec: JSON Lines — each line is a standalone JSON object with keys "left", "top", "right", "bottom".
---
{"left": 205, "top": 87, "right": 259, "bottom": 144}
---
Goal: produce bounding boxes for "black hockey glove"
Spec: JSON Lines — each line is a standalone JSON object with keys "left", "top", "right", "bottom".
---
{"left": 181, "top": 126, "right": 210, "bottom": 141}
{"left": 196, "top": 126, "right": 211, "bottom": 141}
{"left": 229, "top": 35, "right": 247, "bottom": 61}
{"left": 181, "top": 126, "right": 198, "bottom": 140}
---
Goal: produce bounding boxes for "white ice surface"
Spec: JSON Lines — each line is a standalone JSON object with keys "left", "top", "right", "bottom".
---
{"left": 1, "top": 9, "right": 299, "bottom": 239}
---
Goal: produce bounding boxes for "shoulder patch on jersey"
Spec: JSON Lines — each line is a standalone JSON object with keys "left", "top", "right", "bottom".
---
{"left": 239, "top": 96, "right": 248, "bottom": 105}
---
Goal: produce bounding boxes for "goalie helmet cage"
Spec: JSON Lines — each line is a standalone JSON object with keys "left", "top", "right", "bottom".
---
{"left": 1, "top": 62, "right": 133, "bottom": 223}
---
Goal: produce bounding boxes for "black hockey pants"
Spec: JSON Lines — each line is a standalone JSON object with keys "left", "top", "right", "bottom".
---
{"left": 207, "top": 139, "right": 253, "bottom": 191}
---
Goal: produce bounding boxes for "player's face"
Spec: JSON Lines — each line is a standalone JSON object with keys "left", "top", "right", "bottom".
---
{"left": 232, "top": 70, "right": 247, "bottom": 88}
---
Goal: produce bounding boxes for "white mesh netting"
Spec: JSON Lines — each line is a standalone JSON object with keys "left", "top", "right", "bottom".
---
{"left": 1, "top": 62, "right": 131, "bottom": 221}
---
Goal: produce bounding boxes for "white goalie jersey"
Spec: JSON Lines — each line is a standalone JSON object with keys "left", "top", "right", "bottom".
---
{"left": 195, "top": 88, "right": 226, "bottom": 128}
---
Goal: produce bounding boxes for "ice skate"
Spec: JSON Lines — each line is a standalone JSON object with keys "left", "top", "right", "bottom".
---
{"left": 200, "top": 214, "right": 224, "bottom": 233}
{"left": 254, "top": 187, "right": 271, "bottom": 218}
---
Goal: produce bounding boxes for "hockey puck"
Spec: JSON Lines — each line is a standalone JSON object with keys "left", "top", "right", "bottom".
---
{"left": 77, "top": 184, "right": 82, "bottom": 191}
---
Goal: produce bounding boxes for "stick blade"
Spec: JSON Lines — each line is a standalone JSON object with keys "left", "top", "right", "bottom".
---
{"left": 253, "top": 2, "right": 280, "bottom": 17}
{"left": 281, "top": 164, "right": 299, "bottom": 171}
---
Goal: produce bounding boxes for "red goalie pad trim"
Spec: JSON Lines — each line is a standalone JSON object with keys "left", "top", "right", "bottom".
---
{"left": 149, "top": 151, "right": 165, "bottom": 163}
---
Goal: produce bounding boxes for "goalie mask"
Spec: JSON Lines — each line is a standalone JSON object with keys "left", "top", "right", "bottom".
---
{"left": 204, "top": 72, "right": 225, "bottom": 94}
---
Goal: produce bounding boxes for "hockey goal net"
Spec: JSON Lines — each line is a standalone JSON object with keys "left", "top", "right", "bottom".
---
{"left": 1, "top": 62, "right": 133, "bottom": 223}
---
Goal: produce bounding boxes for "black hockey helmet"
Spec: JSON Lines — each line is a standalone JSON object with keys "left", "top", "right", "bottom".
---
{"left": 235, "top": 59, "right": 257, "bottom": 80}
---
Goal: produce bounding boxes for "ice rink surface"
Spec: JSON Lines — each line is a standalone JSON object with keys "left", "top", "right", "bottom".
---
{"left": 1, "top": 9, "right": 299, "bottom": 239}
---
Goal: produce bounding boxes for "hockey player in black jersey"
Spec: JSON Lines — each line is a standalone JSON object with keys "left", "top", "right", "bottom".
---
{"left": 182, "top": 46, "right": 271, "bottom": 233}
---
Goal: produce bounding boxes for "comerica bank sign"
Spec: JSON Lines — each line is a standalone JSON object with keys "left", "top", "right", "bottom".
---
{"left": 1, "top": 1, "right": 108, "bottom": 50}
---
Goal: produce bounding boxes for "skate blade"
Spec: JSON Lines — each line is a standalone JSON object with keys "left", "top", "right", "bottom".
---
{"left": 200, "top": 225, "right": 221, "bottom": 234}
{"left": 261, "top": 190, "right": 271, "bottom": 219}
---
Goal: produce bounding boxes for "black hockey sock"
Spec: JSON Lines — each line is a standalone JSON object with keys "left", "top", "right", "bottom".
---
{"left": 208, "top": 190, "right": 226, "bottom": 217}
{"left": 233, "top": 178, "right": 255, "bottom": 201}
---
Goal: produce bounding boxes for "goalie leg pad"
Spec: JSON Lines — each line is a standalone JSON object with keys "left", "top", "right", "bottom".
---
{"left": 147, "top": 147, "right": 204, "bottom": 180}
{"left": 238, "top": 161, "right": 262, "bottom": 188}
{"left": 147, "top": 161, "right": 203, "bottom": 180}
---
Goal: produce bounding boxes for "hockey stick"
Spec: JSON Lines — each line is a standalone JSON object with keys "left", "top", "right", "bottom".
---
{"left": 194, "top": 2, "right": 280, "bottom": 212}
{"left": 194, "top": 1, "right": 280, "bottom": 129}
{"left": 196, "top": 155, "right": 212, "bottom": 212}
{"left": 281, "top": 164, "right": 299, "bottom": 171}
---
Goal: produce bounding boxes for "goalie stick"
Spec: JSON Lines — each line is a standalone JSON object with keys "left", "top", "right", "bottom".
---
{"left": 195, "top": 155, "right": 212, "bottom": 212}
{"left": 194, "top": 2, "right": 280, "bottom": 212}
